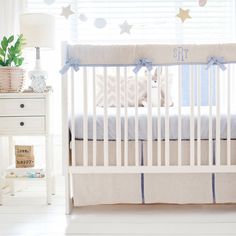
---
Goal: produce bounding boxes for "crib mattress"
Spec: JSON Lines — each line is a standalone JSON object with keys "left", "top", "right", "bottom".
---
{"left": 74, "top": 107, "right": 236, "bottom": 140}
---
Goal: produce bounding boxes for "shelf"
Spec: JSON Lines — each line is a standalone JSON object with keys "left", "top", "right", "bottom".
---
{"left": 6, "top": 165, "right": 45, "bottom": 173}
{"left": 5, "top": 176, "right": 46, "bottom": 181}
{"left": 5, "top": 165, "right": 45, "bottom": 179}
{"left": 0, "top": 89, "right": 54, "bottom": 205}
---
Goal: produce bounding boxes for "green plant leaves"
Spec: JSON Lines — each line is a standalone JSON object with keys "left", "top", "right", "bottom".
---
{"left": 0, "top": 34, "right": 25, "bottom": 67}
{"left": 8, "top": 36, "right": 14, "bottom": 43}
{"left": 0, "top": 58, "right": 4, "bottom": 66}
{"left": 0, "top": 48, "right": 4, "bottom": 57}
{"left": 8, "top": 35, "right": 14, "bottom": 43}
{"left": 1, "top": 36, "right": 8, "bottom": 51}
{"left": 13, "top": 57, "right": 24, "bottom": 67}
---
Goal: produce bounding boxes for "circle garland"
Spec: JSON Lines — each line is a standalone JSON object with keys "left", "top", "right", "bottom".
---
{"left": 56, "top": 1, "right": 209, "bottom": 34}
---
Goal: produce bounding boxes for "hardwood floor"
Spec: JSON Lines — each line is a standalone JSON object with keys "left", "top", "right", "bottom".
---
{"left": 0, "top": 176, "right": 236, "bottom": 236}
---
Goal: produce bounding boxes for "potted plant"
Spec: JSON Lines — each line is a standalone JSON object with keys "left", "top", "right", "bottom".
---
{"left": 0, "top": 34, "right": 25, "bottom": 92}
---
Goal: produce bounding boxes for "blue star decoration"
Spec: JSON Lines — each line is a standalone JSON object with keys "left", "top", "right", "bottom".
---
{"left": 119, "top": 20, "right": 132, "bottom": 34}
{"left": 61, "top": 5, "right": 75, "bottom": 19}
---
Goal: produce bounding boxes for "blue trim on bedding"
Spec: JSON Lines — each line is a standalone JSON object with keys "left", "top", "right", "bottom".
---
{"left": 212, "top": 173, "right": 216, "bottom": 203}
{"left": 212, "top": 141, "right": 216, "bottom": 203}
{"left": 141, "top": 174, "right": 145, "bottom": 204}
{"left": 141, "top": 142, "right": 145, "bottom": 204}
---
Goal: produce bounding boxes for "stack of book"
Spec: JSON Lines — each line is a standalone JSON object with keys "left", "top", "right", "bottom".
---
{"left": 15, "top": 145, "right": 34, "bottom": 168}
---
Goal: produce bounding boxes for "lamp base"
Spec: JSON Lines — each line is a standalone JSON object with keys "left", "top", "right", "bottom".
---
{"left": 28, "top": 70, "right": 47, "bottom": 93}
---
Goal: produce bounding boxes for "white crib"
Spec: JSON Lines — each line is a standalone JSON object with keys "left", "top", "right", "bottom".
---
{"left": 61, "top": 42, "right": 236, "bottom": 214}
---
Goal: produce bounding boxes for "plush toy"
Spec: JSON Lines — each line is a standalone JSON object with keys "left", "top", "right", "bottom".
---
{"left": 142, "top": 67, "right": 174, "bottom": 107}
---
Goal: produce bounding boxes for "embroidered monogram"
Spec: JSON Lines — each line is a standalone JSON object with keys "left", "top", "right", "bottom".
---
{"left": 173, "top": 47, "right": 189, "bottom": 62}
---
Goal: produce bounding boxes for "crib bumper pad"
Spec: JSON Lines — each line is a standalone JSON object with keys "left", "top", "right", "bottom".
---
{"left": 65, "top": 44, "right": 236, "bottom": 66}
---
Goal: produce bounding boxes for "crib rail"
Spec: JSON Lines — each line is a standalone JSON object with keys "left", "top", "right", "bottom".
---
{"left": 61, "top": 43, "right": 236, "bottom": 174}
{"left": 63, "top": 64, "right": 236, "bottom": 173}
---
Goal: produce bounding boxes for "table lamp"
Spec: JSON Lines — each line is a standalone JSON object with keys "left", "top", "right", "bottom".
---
{"left": 20, "top": 13, "right": 55, "bottom": 92}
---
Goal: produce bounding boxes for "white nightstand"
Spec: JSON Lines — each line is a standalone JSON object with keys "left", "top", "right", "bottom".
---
{"left": 0, "top": 90, "right": 54, "bottom": 205}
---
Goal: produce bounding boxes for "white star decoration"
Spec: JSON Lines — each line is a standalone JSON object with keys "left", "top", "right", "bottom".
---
{"left": 61, "top": 5, "right": 75, "bottom": 19}
{"left": 119, "top": 20, "right": 132, "bottom": 34}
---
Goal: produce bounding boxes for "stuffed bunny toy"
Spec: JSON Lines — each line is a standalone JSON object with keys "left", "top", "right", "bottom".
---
{"left": 142, "top": 67, "right": 173, "bottom": 107}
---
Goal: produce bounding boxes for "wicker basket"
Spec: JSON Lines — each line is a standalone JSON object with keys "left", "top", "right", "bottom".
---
{"left": 0, "top": 67, "right": 25, "bottom": 92}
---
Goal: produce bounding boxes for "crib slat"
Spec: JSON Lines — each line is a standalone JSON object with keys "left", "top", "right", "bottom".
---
{"left": 227, "top": 64, "right": 231, "bottom": 166}
{"left": 208, "top": 68, "right": 213, "bottom": 166}
{"left": 83, "top": 67, "right": 88, "bottom": 166}
{"left": 92, "top": 67, "right": 97, "bottom": 166}
{"left": 165, "top": 67, "right": 170, "bottom": 166}
{"left": 178, "top": 66, "right": 182, "bottom": 166}
{"left": 71, "top": 70, "right": 76, "bottom": 166}
{"left": 135, "top": 73, "right": 139, "bottom": 166}
{"left": 216, "top": 67, "right": 221, "bottom": 166}
{"left": 157, "top": 68, "right": 161, "bottom": 166}
{"left": 197, "top": 65, "right": 201, "bottom": 166}
{"left": 147, "top": 70, "right": 152, "bottom": 166}
{"left": 190, "top": 65, "right": 195, "bottom": 166}
{"left": 124, "top": 67, "right": 128, "bottom": 166}
{"left": 103, "top": 67, "right": 109, "bottom": 166}
{"left": 116, "top": 67, "right": 121, "bottom": 166}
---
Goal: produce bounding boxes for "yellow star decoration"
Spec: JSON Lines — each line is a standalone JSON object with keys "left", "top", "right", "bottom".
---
{"left": 176, "top": 8, "right": 191, "bottom": 23}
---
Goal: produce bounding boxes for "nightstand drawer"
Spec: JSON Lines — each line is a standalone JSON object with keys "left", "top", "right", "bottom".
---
{"left": 0, "top": 117, "right": 45, "bottom": 134}
{"left": 0, "top": 98, "right": 45, "bottom": 116}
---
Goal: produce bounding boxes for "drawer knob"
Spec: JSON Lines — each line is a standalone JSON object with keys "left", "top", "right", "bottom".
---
{"left": 20, "top": 104, "right": 25, "bottom": 108}
{"left": 20, "top": 122, "right": 24, "bottom": 127}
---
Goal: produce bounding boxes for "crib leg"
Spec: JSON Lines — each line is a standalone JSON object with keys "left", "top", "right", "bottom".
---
{"left": 0, "top": 176, "right": 3, "bottom": 205}
{"left": 65, "top": 172, "right": 72, "bottom": 214}
{"left": 51, "top": 175, "right": 56, "bottom": 195}
{"left": 9, "top": 179, "right": 15, "bottom": 196}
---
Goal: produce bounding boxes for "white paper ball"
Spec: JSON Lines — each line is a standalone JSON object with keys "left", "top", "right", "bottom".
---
{"left": 199, "top": 0, "right": 207, "bottom": 7}
{"left": 79, "top": 14, "right": 88, "bottom": 22}
{"left": 44, "top": 0, "right": 55, "bottom": 5}
{"left": 94, "top": 18, "right": 107, "bottom": 29}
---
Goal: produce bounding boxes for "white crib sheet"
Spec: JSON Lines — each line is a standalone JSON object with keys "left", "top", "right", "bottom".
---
{"left": 74, "top": 106, "right": 236, "bottom": 140}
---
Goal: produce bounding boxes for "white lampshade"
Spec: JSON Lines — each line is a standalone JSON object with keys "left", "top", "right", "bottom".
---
{"left": 20, "top": 13, "right": 55, "bottom": 49}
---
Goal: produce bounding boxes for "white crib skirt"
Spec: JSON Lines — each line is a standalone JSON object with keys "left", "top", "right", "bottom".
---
{"left": 215, "top": 174, "right": 236, "bottom": 203}
{"left": 72, "top": 140, "right": 236, "bottom": 206}
{"left": 73, "top": 174, "right": 142, "bottom": 206}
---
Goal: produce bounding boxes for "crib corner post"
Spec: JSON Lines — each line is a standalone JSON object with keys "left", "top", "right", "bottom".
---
{"left": 65, "top": 188, "right": 73, "bottom": 214}
{"left": 61, "top": 41, "right": 72, "bottom": 214}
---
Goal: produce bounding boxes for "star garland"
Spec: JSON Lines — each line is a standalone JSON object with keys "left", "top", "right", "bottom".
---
{"left": 44, "top": 1, "right": 210, "bottom": 34}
